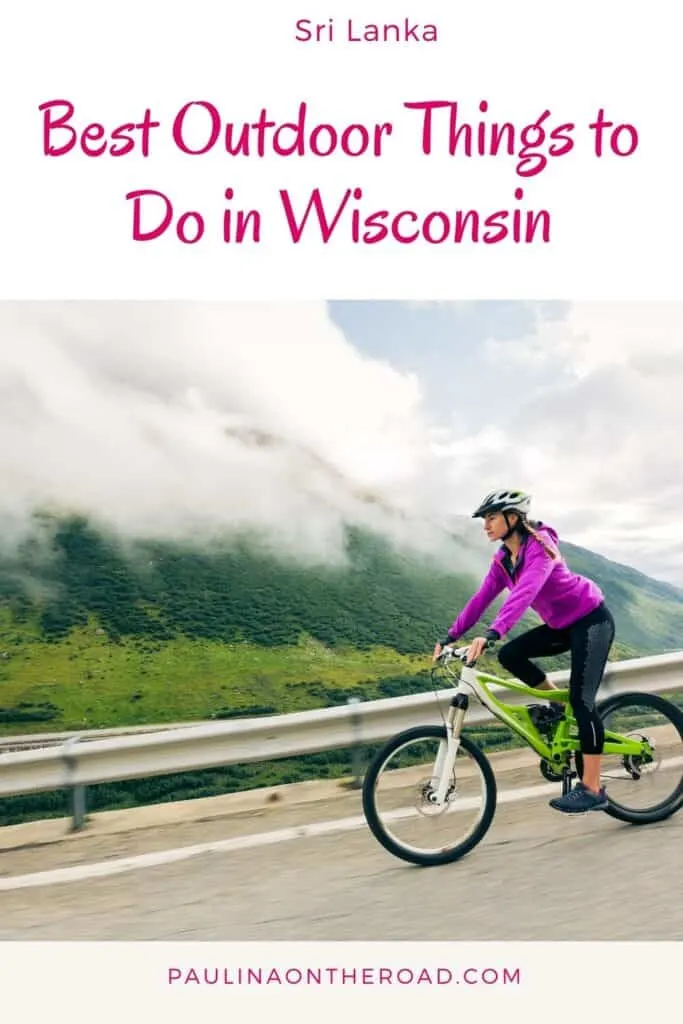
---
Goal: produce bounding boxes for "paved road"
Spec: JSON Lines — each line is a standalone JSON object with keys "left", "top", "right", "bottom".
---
{"left": 1, "top": 763, "right": 682, "bottom": 941}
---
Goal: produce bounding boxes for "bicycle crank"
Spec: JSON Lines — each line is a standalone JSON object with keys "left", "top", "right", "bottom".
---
{"left": 539, "top": 759, "right": 565, "bottom": 782}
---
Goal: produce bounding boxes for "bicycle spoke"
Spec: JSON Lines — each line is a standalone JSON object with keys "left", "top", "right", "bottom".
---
{"left": 364, "top": 729, "right": 495, "bottom": 863}
{"left": 600, "top": 693, "right": 683, "bottom": 819}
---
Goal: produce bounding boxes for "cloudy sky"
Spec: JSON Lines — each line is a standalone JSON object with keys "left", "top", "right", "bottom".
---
{"left": 1, "top": 301, "right": 681, "bottom": 585}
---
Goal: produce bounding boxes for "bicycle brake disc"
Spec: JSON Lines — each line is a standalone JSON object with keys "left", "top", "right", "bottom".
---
{"left": 417, "top": 777, "right": 456, "bottom": 815}
{"left": 622, "top": 732, "right": 658, "bottom": 779}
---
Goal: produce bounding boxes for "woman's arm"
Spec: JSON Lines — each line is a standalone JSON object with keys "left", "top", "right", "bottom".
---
{"left": 447, "top": 562, "right": 505, "bottom": 641}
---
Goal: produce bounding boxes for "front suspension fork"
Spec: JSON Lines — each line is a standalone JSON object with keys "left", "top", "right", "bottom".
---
{"left": 433, "top": 693, "right": 469, "bottom": 803}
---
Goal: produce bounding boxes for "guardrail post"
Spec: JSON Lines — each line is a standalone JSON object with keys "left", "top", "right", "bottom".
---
{"left": 62, "top": 736, "right": 88, "bottom": 832}
{"left": 70, "top": 784, "right": 88, "bottom": 831}
{"left": 347, "top": 696, "right": 363, "bottom": 789}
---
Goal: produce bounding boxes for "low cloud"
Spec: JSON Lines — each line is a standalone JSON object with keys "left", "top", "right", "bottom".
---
{"left": 0, "top": 302, "right": 485, "bottom": 575}
{"left": 2, "top": 300, "right": 681, "bottom": 585}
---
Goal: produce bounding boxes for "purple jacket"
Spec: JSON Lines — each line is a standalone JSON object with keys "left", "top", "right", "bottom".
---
{"left": 447, "top": 524, "right": 604, "bottom": 641}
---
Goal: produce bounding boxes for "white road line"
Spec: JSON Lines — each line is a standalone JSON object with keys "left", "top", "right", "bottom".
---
{"left": 1, "top": 766, "right": 680, "bottom": 891}
{"left": 0, "top": 781, "right": 559, "bottom": 892}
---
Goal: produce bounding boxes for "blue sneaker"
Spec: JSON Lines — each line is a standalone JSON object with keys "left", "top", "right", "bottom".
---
{"left": 549, "top": 781, "right": 608, "bottom": 814}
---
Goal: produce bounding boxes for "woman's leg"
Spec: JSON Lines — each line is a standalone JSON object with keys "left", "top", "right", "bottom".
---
{"left": 498, "top": 625, "right": 571, "bottom": 688}
{"left": 567, "top": 604, "right": 616, "bottom": 794}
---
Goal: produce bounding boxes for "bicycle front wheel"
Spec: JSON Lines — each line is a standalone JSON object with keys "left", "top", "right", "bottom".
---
{"left": 597, "top": 690, "right": 683, "bottom": 824}
{"left": 362, "top": 725, "right": 497, "bottom": 867}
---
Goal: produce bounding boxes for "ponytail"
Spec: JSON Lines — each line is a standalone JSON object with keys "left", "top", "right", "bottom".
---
{"left": 518, "top": 515, "right": 561, "bottom": 561}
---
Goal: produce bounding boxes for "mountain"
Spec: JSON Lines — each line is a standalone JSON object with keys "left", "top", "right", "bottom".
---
{"left": 559, "top": 541, "right": 683, "bottom": 652}
{"left": 0, "top": 513, "right": 681, "bottom": 735}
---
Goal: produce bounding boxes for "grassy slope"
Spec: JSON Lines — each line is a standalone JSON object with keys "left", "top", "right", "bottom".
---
{"left": 0, "top": 519, "right": 680, "bottom": 736}
{"left": 0, "top": 522, "right": 680, "bottom": 826}
{"left": 0, "top": 615, "right": 640, "bottom": 736}
{"left": 0, "top": 611, "right": 427, "bottom": 733}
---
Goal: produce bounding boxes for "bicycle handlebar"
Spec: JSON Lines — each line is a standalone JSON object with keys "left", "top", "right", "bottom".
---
{"left": 436, "top": 639, "right": 496, "bottom": 666}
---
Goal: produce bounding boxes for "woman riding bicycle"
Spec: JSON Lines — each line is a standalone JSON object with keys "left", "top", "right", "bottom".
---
{"left": 435, "top": 488, "right": 615, "bottom": 814}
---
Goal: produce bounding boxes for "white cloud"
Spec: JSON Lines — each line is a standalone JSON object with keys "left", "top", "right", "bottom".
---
{"left": 2, "top": 300, "right": 682, "bottom": 586}
{"left": 483, "top": 302, "right": 683, "bottom": 377}
{"left": 448, "top": 302, "right": 683, "bottom": 582}
{"left": 0, "top": 302, "right": 476, "bottom": 568}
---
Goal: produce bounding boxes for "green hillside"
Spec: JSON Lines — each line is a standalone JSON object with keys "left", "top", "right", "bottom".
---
{"left": 1, "top": 514, "right": 682, "bottom": 827}
{"left": 0, "top": 514, "right": 680, "bottom": 736}
{"left": 0, "top": 517, "right": 472, "bottom": 733}
{"left": 561, "top": 541, "right": 683, "bottom": 652}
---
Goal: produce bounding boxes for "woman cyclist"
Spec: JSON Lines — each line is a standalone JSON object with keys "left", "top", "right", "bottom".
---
{"left": 434, "top": 489, "right": 615, "bottom": 814}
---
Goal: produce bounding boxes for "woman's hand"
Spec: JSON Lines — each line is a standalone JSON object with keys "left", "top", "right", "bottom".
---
{"left": 465, "top": 636, "right": 489, "bottom": 663}
{"left": 432, "top": 638, "right": 451, "bottom": 662}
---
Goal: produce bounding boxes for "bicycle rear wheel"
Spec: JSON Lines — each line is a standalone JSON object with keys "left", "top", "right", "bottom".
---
{"left": 597, "top": 690, "right": 683, "bottom": 824}
{"left": 362, "top": 725, "right": 497, "bottom": 867}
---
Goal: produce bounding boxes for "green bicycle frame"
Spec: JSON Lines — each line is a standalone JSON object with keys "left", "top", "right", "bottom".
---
{"left": 455, "top": 663, "right": 650, "bottom": 766}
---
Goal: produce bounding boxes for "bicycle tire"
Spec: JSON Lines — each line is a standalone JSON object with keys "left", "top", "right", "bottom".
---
{"left": 596, "top": 690, "right": 683, "bottom": 825}
{"left": 362, "top": 725, "right": 497, "bottom": 867}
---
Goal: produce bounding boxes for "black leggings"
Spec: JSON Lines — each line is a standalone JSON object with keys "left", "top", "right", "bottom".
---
{"left": 497, "top": 603, "right": 615, "bottom": 755}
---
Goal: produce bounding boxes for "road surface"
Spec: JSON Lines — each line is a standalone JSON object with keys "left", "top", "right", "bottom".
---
{"left": 1, "top": 756, "right": 681, "bottom": 941}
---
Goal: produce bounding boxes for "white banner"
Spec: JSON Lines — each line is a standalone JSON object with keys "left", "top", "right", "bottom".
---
{"left": 2, "top": 0, "right": 680, "bottom": 298}
{"left": 2, "top": 942, "right": 679, "bottom": 1021}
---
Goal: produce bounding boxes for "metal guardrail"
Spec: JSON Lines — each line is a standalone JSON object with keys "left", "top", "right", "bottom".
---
{"left": 1, "top": 652, "right": 682, "bottom": 827}
{"left": 0, "top": 721, "right": 198, "bottom": 755}
{"left": 1, "top": 651, "right": 681, "bottom": 793}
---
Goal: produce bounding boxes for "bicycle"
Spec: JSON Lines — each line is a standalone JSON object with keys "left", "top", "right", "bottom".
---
{"left": 362, "top": 642, "right": 683, "bottom": 866}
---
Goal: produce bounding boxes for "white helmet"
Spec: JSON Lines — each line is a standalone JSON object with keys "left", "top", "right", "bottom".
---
{"left": 472, "top": 489, "right": 532, "bottom": 519}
